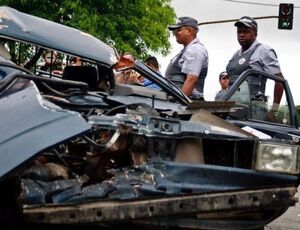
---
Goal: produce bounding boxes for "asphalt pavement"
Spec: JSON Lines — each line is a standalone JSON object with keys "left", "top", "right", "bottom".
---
{"left": 265, "top": 186, "right": 300, "bottom": 230}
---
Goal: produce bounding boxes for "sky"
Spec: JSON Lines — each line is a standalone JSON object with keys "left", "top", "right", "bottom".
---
{"left": 158, "top": 0, "right": 300, "bottom": 104}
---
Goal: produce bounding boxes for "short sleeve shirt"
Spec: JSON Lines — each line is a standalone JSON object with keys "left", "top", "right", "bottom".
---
{"left": 234, "top": 40, "right": 281, "bottom": 75}
{"left": 215, "top": 89, "right": 227, "bottom": 101}
{"left": 178, "top": 38, "right": 209, "bottom": 76}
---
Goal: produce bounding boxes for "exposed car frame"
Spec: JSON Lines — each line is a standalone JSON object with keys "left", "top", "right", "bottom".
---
{"left": 0, "top": 6, "right": 299, "bottom": 230}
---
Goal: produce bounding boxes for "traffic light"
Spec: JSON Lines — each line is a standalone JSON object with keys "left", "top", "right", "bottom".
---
{"left": 278, "top": 3, "right": 294, "bottom": 30}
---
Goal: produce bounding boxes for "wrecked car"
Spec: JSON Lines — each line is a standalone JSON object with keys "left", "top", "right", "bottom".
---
{"left": 0, "top": 6, "right": 299, "bottom": 230}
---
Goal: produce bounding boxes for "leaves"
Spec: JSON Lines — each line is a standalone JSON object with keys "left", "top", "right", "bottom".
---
{"left": 3, "top": 0, "right": 176, "bottom": 59}
{"left": 296, "top": 106, "right": 300, "bottom": 127}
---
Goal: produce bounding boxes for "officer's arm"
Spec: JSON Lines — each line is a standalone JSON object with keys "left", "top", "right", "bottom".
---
{"left": 274, "top": 73, "right": 284, "bottom": 103}
{"left": 266, "top": 72, "right": 284, "bottom": 122}
{"left": 271, "top": 72, "right": 284, "bottom": 111}
{"left": 182, "top": 74, "right": 198, "bottom": 96}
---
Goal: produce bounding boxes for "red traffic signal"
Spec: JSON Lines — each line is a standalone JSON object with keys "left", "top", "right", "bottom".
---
{"left": 278, "top": 3, "right": 294, "bottom": 30}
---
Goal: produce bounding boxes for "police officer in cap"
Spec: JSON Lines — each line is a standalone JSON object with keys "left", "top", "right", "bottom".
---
{"left": 226, "top": 16, "right": 284, "bottom": 115}
{"left": 215, "top": 71, "right": 230, "bottom": 101}
{"left": 166, "top": 17, "right": 208, "bottom": 100}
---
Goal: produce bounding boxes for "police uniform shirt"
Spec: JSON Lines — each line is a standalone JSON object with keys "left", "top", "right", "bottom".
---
{"left": 179, "top": 38, "right": 209, "bottom": 76}
{"left": 230, "top": 40, "right": 281, "bottom": 75}
{"left": 215, "top": 89, "right": 228, "bottom": 101}
{"left": 165, "top": 37, "right": 208, "bottom": 99}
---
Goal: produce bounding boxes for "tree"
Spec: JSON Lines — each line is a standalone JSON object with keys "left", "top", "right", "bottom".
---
{"left": 2, "top": 0, "right": 176, "bottom": 59}
{"left": 296, "top": 105, "right": 300, "bottom": 127}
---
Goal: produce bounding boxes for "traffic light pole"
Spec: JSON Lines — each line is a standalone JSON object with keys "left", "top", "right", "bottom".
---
{"left": 197, "top": 3, "right": 294, "bottom": 30}
{"left": 197, "top": 16, "right": 278, "bottom": 26}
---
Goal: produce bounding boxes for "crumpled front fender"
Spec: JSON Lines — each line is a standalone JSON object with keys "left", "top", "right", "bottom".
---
{"left": 0, "top": 79, "right": 90, "bottom": 181}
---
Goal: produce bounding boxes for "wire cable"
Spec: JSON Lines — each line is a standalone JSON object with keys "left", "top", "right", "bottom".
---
{"left": 220, "top": 0, "right": 300, "bottom": 8}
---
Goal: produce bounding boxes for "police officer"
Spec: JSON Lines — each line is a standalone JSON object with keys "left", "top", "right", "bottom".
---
{"left": 226, "top": 16, "right": 284, "bottom": 114}
{"left": 165, "top": 17, "right": 208, "bottom": 100}
{"left": 215, "top": 71, "right": 230, "bottom": 101}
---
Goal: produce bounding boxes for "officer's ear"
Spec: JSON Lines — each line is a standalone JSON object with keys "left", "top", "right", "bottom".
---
{"left": 188, "top": 27, "right": 197, "bottom": 36}
{"left": 250, "top": 28, "right": 257, "bottom": 36}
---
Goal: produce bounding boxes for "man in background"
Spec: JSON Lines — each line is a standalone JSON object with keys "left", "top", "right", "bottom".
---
{"left": 115, "top": 52, "right": 142, "bottom": 84}
{"left": 0, "top": 42, "right": 16, "bottom": 80}
{"left": 215, "top": 71, "right": 230, "bottom": 101}
{"left": 143, "top": 56, "right": 161, "bottom": 90}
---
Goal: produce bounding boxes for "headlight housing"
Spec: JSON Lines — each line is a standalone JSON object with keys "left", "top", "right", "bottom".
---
{"left": 254, "top": 141, "right": 300, "bottom": 174}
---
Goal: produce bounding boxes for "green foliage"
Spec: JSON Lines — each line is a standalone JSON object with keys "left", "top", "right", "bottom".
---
{"left": 296, "top": 105, "right": 300, "bottom": 128}
{"left": 278, "top": 105, "right": 300, "bottom": 128}
{"left": 2, "top": 0, "right": 176, "bottom": 59}
{"left": 276, "top": 105, "right": 291, "bottom": 125}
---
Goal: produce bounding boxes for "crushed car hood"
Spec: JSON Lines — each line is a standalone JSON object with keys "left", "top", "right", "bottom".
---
{"left": 0, "top": 6, "right": 117, "bottom": 66}
{"left": 0, "top": 78, "right": 90, "bottom": 181}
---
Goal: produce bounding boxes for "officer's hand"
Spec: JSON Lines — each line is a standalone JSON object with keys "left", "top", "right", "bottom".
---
{"left": 266, "top": 110, "right": 277, "bottom": 122}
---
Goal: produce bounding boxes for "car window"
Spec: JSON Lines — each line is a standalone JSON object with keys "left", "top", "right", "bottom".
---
{"left": 229, "top": 80, "right": 251, "bottom": 105}
{"left": 227, "top": 74, "right": 291, "bottom": 125}
{"left": 264, "top": 79, "right": 290, "bottom": 125}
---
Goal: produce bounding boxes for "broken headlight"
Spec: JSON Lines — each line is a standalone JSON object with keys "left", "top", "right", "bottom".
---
{"left": 254, "top": 141, "right": 300, "bottom": 174}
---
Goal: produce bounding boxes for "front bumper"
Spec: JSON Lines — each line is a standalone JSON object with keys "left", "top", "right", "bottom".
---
{"left": 20, "top": 161, "right": 299, "bottom": 229}
{"left": 23, "top": 186, "right": 297, "bottom": 229}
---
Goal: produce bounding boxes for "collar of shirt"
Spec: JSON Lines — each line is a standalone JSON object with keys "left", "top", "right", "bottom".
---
{"left": 184, "top": 38, "right": 200, "bottom": 50}
{"left": 238, "top": 40, "right": 259, "bottom": 55}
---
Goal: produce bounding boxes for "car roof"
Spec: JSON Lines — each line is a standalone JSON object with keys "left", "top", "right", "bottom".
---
{"left": 0, "top": 6, "right": 118, "bottom": 66}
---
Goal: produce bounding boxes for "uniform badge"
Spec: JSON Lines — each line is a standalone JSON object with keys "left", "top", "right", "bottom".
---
{"left": 239, "top": 57, "right": 246, "bottom": 65}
